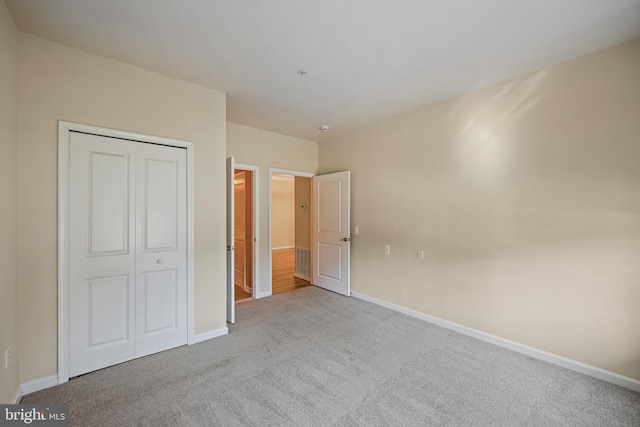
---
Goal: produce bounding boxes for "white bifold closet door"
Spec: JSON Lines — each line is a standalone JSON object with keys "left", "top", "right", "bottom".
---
{"left": 68, "top": 131, "right": 187, "bottom": 377}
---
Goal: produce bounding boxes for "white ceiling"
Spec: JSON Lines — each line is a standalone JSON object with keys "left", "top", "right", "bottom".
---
{"left": 6, "top": 0, "right": 640, "bottom": 142}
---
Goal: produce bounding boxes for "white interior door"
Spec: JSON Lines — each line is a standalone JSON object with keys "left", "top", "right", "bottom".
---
{"left": 312, "top": 171, "right": 351, "bottom": 296}
{"left": 69, "top": 131, "right": 187, "bottom": 377}
{"left": 69, "top": 133, "right": 136, "bottom": 376}
{"left": 134, "top": 143, "right": 187, "bottom": 357}
{"left": 226, "top": 156, "right": 235, "bottom": 324}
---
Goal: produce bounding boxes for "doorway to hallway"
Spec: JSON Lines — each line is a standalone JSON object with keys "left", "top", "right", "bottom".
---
{"left": 233, "top": 169, "right": 254, "bottom": 303}
{"left": 270, "top": 172, "right": 312, "bottom": 295}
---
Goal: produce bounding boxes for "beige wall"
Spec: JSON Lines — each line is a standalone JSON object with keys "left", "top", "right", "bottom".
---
{"left": 294, "top": 176, "right": 312, "bottom": 250}
{"left": 0, "top": 2, "right": 20, "bottom": 404}
{"left": 271, "top": 175, "right": 295, "bottom": 249}
{"left": 18, "top": 34, "right": 227, "bottom": 383}
{"left": 319, "top": 39, "right": 640, "bottom": 380}
{"left": 227, "top": 122, "right": 318, "bottom": 296}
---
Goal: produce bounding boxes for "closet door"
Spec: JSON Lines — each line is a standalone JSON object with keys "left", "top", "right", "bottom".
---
{"left": 68, "top": 132, "right": 187, "bottom": 377}
{"left": 69, "top": 132, "right": 136, "bottom": 377}
{"left": 134, "top": 143, "right": 187, "bottom": 357}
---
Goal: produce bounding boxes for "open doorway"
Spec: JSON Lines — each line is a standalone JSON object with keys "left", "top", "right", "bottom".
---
{"left": 234, "top": 169, "right": 254, "bottom": 302}
{"left": 271, "top": 173, "right": 312, "bottom": 295}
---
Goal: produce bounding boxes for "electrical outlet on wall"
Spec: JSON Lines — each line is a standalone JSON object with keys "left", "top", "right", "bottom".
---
{"left": 4, "top": 346, "right": 9, "bottom": 370}
{"left": 384, "top": 245, "right": 391, "bottom": 255}
{"left": 417, "top": 250, "right": 424, "bottom": 260}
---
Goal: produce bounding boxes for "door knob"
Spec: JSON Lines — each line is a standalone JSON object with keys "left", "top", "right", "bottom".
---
{"left": 156, "top": 259, "right": 163, "bottom": 264}
{"left": 340, "top": 237, "right": 350, "bottom": 242}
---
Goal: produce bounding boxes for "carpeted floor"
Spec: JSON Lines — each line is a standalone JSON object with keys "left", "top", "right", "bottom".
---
{"left": 22, "top": 287, "right": 640, "bottom": 426}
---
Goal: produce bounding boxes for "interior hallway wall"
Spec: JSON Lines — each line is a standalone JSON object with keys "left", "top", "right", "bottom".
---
{"left": 318, "top": 38, "right": 640, "bottom": 380}
{"left": 227, "top": 122, "right": 318, "bottom": 297}
{"left": 294, "top": 176, "right": 312, "bottom": 251}
{"left": 271, "top": 175, "right": 295, "bottom": 249}
{"left": 0, "top": 1, "right": 21, "bottom": 404}
{"left": 18, "top": 34, "right": 227, "bottom": 383}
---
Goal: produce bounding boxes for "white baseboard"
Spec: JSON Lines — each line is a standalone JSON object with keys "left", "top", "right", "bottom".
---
{"left": 189, "top": 326, "right": 228, "bottom": 344}
{"left": 20, "top": 374, "right": 59, "bottom": 397}
{"left": 293, "top": 273, "right": 311, "bottom": 282}
{"left": 351, "top": 291, "right": 640, "bottom": 393}
{"left": 16, "top": 329, "right": 228, "bottom": 398}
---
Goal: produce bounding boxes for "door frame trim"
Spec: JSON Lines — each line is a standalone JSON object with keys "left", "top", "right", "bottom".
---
{"left": 267, "top": 168, "right": 315, "bottom": 297}
{"left": 57, "top": 121, "right": 195, "bottom": 384}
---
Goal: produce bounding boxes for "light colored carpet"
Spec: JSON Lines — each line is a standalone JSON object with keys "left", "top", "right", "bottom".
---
{"left": 22, "top": 286, "right": 640, "bottom": 426}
